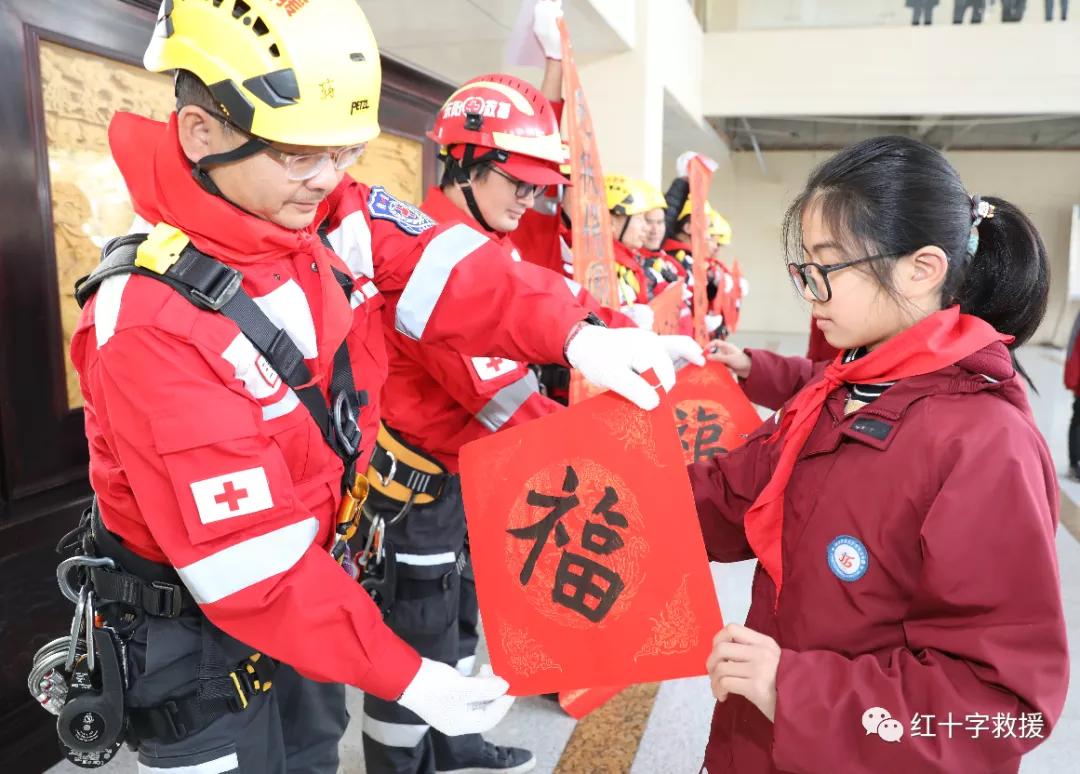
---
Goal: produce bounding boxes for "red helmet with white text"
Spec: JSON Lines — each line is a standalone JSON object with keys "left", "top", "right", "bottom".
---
{"left": 430, "top": 73, "right": 569, "bottom": 187}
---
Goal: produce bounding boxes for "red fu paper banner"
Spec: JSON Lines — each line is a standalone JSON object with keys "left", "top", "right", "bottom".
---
{"left": 459, "top": 390, "right": 722, "bottom": 694}
{"left": 648, "top": 280, "right": 684, "bottom": 336}
{"left": 669, "top": 362, "right": 762, "bottom": 465}
{"left": 688, "top": 158, "right": 714, "bottom": 347}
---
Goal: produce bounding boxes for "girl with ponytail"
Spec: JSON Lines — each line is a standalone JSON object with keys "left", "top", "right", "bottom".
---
{"left": 693, "top": 136, "right": 1066, "bottom": 773}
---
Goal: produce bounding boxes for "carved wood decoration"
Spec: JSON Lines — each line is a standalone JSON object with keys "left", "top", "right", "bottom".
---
{"left": 0, "top": 2, "right": 451, "bottom": 770}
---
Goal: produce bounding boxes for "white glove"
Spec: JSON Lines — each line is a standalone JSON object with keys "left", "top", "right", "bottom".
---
{"left": 566, "top": 325, "right": 704, "bottom": 410}
{"left": 739, "top": 277, "right": 750, "bottom": 297}
{"left": 621, "top": 303, "right": 656, "bottom": 331}
{"left": 533, "top": 0, "right": 564, "bottom": 60}
{"left": 398, "top": 659, "right": 514, "bottom": 736}
{"left": 676, "top": 151, "right": 719, "bottom": 179}
{"left": 705, "top": 313, "right": 725, "bottom": 334}
{"left": 724, "top": 273, "right": 735, "bottom": 294}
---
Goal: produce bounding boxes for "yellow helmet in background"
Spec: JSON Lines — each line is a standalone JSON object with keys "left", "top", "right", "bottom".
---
{"left": 709, "top": 211, "right": 733, "bottom": 245}
{"left": 605, "top": 176, "right": 667, "bottom": 216}
{"left": 145, "top": 0, "right": 382, "bottom": 147}
{"left": 678, "top": 197, "right": 717, "bottom": 222}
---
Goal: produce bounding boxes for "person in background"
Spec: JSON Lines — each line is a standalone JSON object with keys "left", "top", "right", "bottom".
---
{"left": 954, "top": 0, "right": 988, "bottom": 22}
{"left": 907, "top": 0, "right": 940, "bottom": 24}
{"left": 1046, "top": 0, "right": 1069, "bottom": 20}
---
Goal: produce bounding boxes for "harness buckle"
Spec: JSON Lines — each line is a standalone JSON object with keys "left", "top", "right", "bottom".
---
{"left": 332, "top": 390, "right": 362, "bottom": 458}
{"left": 187, "top": 263, "right": 242, "bottom": 311}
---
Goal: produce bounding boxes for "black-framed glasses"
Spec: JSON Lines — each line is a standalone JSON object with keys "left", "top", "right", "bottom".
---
{"left": 206, "top": 110, "right": 365, "bottom": 181}
{"left": 787, "top": 254, "right": 895, "bottom": 302}
{"left": 489, "top": 165, "right": 547, "bottom": 199}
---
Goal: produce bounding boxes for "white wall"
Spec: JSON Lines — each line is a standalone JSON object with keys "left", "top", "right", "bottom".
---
{"left": 703, "top": 22, "right": 1080, "bottom": 116}
{"left": 726, "top": 149, "right": 1080, "bottom": 346}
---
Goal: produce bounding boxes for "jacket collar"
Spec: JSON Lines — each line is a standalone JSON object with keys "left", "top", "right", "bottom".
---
{"left": 803, "top": 340, "right": 1027, "bottom": 455}
{"left": 421, "top": 186, "right": 515, "bottom": 250}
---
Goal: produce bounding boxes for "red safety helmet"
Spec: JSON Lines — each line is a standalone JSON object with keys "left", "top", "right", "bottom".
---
{"left": 429, "top": 74, "right": 569, "bottom": 187}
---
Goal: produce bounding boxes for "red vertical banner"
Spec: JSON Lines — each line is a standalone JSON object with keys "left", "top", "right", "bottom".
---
{"left": 726, "top": 259, "right": 743, "bottom": 335}
{"left": 559, "top": 17, "right": 619, "bottom": 404}
{"left": 647, "top": 281, "right": 684, "bottom": 336}
{"left": 688, "top": 159, "right": 713, "bottom": 347}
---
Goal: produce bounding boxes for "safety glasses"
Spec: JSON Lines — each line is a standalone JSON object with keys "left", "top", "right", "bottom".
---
{"left": 207, "top": 111, "right": 365, "bottom": 181}
{"left": 787, "top": 254, "right": 895, "bottom": 302}
{"left": 489, "top": 166, "right": 548, "bottom": 199}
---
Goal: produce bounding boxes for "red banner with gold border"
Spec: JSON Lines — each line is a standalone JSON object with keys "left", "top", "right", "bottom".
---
{"left": 459, "top": 389, "right": 722, "bottom": 694}
{"left": 669, "top": 362, "right": 762, "bottom": 465}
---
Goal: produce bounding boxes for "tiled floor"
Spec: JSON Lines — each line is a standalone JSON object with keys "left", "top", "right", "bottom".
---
{"left": 47, "top": 333, "right": 1079, "bottom": 774}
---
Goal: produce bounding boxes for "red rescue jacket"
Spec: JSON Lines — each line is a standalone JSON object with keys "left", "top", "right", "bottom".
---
{"left": 378, "top": 187, "right": 565, "bottom": 471}
{"left": 71, "top": 113, "right": 590, "bottom": 700}
{"left": 691, "top": 343, "right": 1067, "bottom": 773}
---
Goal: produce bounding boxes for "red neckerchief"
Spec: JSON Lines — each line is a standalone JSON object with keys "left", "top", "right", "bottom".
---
{"left": 662, "top": 238, "right": 692, "bottom": 256}
{"left": 108, "top": 112, "right": 351, "bottom": 382}
{"left": 746, "top": 306, "right": 1012, "bottom": 602}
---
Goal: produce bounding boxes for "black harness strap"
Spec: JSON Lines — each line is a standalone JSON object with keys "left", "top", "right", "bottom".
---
{"left": 76, "top": 235, "right": 366, "bottom": 475}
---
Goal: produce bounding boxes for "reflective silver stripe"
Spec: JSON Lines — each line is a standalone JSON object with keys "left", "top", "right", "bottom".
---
{"left": 474, "top": 371, "right": 540, "bottom": 432}
{"left": 362, "top": 713, "right": 429, "bottom": 747}
{"left": 564, "top": 277, "right": 583, "bottom": 296}
{"left": 396, "top": 224, "right": 489, "bottom": 340}
{"left": 395, "top": 551, "right": 457, "bottom": 566}
{"left": 95, "top": 274, "right": 131, "bottom": 348}
{"left": 177, "top": 518, "right": 318, "bottom": 604}
{"left": 138, "top": 752, "right": 239, "bottom": 774}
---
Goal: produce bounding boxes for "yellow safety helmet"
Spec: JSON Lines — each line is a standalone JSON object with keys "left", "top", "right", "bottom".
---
{"left": 709, "top": 211, "right": 733, "bottom": 245}
{"left": 606, "top": 176, "right": 667, "bottom": 216}
{"left": 678, "top": 198, "right": 717, "bottom": 222}
{"left": 145, "top": 0, "right": 382, "bottom": 147}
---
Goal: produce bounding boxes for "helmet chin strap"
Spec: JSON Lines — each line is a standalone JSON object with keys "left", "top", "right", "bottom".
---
{"left": 617, "top": 212, "right": 631, "bottom": 243}
{"left": 450, "top": 143, "right": 507, "bottom": 235}
{"left": 191, "top": 137, "right": 268, "bottom": 198}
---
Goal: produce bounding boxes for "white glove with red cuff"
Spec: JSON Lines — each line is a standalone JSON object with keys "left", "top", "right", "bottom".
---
{"left": 533, "top": 0, "right": 564, "bottom": 60}
{"left": 676, "top": 151, "right": 719, "bottom": 179}
{"left": 398, "top": 659, "right": 514, "bottom": 736}
{"left": 566, "top": 324, "right": 704, "bottom": 410}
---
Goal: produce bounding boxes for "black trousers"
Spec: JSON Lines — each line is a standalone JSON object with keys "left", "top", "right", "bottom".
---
{"left": 361, "top": 475, "right": 486, "bottom": 774}
{"left": 954, "top": 0, "right": 987, "bottom": 22}
{"left": 125, "top": 613, "right": 347, "bottom": 773}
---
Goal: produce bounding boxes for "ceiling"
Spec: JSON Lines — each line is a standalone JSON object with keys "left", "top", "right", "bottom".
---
{"left": 711, "top": 115, "right": 1080, "bottom": 152}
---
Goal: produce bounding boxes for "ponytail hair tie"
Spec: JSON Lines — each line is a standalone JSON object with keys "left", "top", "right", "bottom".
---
{"left": 968, "top": 195, "right": 997, "bottom": 255}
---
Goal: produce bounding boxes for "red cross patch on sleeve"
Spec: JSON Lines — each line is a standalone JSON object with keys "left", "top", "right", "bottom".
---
{"left": 189, "top": 467, "right": 274, "bottom": 524}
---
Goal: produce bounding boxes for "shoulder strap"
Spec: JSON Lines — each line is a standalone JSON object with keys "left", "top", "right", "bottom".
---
{"left": 76, "top": 230, "right": 365, "bottom": 473}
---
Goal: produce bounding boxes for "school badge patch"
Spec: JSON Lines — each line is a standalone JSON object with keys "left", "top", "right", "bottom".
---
{"left": 367, "top": 186, "right": 435, "bottom": 235}
{"left": 827, "top": 535, "right": 869, "bottom": 582}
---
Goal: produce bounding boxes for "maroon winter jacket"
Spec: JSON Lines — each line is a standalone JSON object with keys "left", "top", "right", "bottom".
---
{"left": 691, "top": 341, "right": 1068, "bottom": 773}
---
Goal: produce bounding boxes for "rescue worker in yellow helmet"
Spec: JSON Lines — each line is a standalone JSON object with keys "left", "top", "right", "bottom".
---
{"left": 59, "top": 1, "right": 703, "bottom": 771}
{"left": 605, "top": 175, "right": 657, "bottom": 329}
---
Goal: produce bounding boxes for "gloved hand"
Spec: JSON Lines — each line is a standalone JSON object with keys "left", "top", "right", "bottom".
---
{"left": 676, "top": 151, "right": 719, "bottom": 179}
{"left": 621, "top": 303, "right": 656, "bottom": 331}
{"left": 566, "top": 324, "right": 704, "bottom": 410}
{"left": 398, "top": 659, "right": 514, "bottom": 736}
{"left": 533, "top": 0, "right": 564, "bottom": 60}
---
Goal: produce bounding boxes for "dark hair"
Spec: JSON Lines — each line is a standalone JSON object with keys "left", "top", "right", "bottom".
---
{"left": 175, "top": 70, "right": 232, "bottom": 136}
{"left": 438, "top": 154, "right": 494, "bottom": 190}
{"left": 783, "top": 135, "right": 1049, "bottom": 349}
